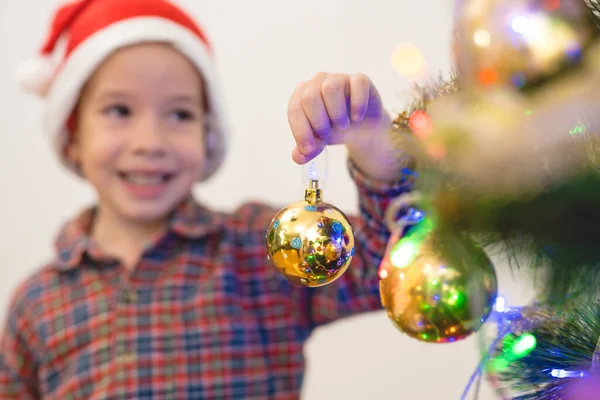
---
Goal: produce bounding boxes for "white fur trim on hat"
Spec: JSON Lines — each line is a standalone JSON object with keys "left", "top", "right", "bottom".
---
{"left": 44, "top": 16, "right": 228, "bottom": 181}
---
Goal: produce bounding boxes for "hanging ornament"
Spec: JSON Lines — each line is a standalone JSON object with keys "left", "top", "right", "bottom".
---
{"left": 265, "top": 149, "right": 355, "bottom": 287}
{"left": 379, "top": 193, "right": 498, "bottom": 343}
{"left": 454, "top": 0, "right": 600, "bottom": 93}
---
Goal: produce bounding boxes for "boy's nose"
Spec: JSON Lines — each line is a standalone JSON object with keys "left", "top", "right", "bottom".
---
{"left": 131, "top": 117, "right": 167, "bottom": 157}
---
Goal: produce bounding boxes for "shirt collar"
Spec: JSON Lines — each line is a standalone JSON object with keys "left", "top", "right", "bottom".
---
{"left": 53, "top": 195, "right": 222, "bottom": 272}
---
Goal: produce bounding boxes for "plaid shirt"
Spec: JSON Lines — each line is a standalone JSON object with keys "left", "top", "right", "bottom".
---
{"left": 0, "top": 161, "right": 411, "bottom": 400}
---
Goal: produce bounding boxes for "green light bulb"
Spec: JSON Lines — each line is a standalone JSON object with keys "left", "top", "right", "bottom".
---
{"left": 510, "top": 333, "right": 537, "bottom": 358}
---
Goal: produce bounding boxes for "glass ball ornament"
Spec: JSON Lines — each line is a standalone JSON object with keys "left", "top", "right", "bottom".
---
{"left": 454, "top": 0, "right": 600, "bottom": 93}
{"left": 265, "top": 151, "right": 355, "bottom": 287}
{"left": 379, "top": 215, "right": 498, "bottom": 343}
{"left": 265, "top": 182, "right": 355, "bottom": 287}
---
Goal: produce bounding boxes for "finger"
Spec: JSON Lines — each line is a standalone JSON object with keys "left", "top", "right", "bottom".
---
{"left": 349, "top": 73, "right": 377, "bottom": 122}
{"left": 292, "top": 131, "right": 327, "bottom": 164}
{"left": 321, "top": 74, "right": 350, "bottom": 130}
{"left": 302, "top": 72, "right": 331, "bottom": 140}
{"left": 292, "top": 140, "right": 326, "bottom": 164}
{"left": 288, "top": 82, "right": 318, "bottom": 156}
{"left": 292, "top": 146, "right": 312, "bottom": 164}
{"left": 294, "top": 128, "right": 341, "bottom": 165}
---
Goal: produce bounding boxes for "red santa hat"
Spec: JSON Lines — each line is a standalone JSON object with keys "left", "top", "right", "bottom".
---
{"left": 16, "top": 0, "right": 227, "bottom": 181}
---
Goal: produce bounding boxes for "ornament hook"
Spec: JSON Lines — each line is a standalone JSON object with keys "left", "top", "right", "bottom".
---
{"left": 383, "top": 191, "right": 425, "bottom": 234}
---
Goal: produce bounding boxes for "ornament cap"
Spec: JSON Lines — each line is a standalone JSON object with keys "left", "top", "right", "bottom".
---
{"left": 304, "top": 180, "right": 322, "bottom": 204}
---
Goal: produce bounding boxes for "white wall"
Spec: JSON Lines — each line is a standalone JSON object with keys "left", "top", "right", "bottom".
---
{"left": 0, "top": 1, "right": 535, "bottom": 398}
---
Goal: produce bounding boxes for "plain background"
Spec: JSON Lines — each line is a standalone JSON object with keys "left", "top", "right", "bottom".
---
{"left": 0, "top": 0, "right": 536, "bottom": 398}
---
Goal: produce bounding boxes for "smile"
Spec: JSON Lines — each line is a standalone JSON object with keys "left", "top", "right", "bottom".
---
{"left": 118, "top": 171, "right": 175, "bottom": 184}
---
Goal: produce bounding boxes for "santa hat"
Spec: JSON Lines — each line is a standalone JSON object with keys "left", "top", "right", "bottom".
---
{"left": 16, "top": 0, "right": 227, "bottom": 181}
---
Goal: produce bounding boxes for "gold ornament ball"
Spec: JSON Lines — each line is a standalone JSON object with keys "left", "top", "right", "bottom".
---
{"left": 455, "top": 0, "right": 600, "bottom": 92}
{"left": 266, "top": 200, "right": 355, "bottom": 287}
{"left": 380, "top": 222, "right": 497, "bottom": 343}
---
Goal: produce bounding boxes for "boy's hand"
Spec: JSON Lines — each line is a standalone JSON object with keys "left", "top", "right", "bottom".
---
{"left": 288, "top": 72, "right": 402, "bottom": 182}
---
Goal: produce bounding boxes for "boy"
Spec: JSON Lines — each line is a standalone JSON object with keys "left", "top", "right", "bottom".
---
{"left": 1, "top": 0, "right": 411, "bottom": 398}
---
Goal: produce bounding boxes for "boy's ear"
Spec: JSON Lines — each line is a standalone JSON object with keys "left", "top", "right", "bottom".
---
{"left": 65, "top": 139, "right": 80, "bottom": 163}
{"left": 64, "top": 136, "right": 83, "bottom": 174}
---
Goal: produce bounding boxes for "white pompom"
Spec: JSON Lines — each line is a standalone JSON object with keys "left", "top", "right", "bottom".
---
{"left": 15, "top": 56, "right": 55, "bottom": 97}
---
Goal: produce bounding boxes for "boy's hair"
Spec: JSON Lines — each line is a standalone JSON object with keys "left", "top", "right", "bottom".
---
{"left": 16, "top": 0, "right": 227, "bottom": 181}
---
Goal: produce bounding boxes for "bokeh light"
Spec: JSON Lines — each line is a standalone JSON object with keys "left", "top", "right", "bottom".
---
{"left": 391, "top": 43, "right": 426, "bottom": 77}
{"left": 473, "top": 29, "right": 491, "bottom": 47}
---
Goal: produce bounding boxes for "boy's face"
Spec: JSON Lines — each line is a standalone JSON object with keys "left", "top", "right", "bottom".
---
{"left": 68, "top": 43, "right": 207, "bottom": 224}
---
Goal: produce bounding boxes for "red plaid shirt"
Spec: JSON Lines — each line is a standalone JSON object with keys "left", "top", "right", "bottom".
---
{"left": 0, "top": 162, "right": 411, "bottom": 399}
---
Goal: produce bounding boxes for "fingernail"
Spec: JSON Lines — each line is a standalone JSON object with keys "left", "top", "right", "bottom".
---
{"left": 303, "top": 142, "right": 315, "bottom": 154}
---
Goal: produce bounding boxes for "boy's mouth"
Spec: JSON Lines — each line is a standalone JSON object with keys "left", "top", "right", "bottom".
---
{"left": 118, "top": 171, "right": 175, "bottom": 185}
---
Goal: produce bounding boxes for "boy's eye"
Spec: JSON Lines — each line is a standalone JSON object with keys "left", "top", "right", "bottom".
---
{"left": 103, "top": 104, "right": 131, "bottom": 118}
{"left": 171, "top": 109, "right": 196, "bottom": 122}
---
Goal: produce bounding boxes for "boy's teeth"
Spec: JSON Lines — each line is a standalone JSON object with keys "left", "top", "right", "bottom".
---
{"left": 123, "top": 174, "right": 165, "bottom": 185}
